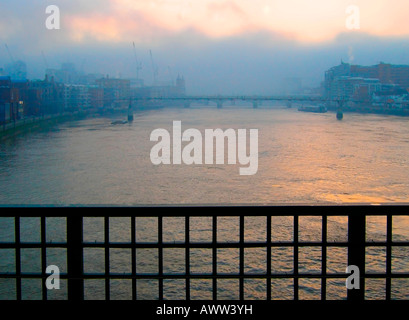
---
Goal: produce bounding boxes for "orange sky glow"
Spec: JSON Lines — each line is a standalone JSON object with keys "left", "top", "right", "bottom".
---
{"left": 64, "top": 0, "right": 409, "bottom": 44}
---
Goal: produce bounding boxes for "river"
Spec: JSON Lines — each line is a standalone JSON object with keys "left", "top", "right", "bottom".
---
{"left": 1, "top": 106, "right": 409, "bottom": 300}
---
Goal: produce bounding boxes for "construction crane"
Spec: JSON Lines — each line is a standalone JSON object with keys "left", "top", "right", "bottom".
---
{"left": 4, "top": 44, "right": 15, "bottom": 64}
{"left": 132, "top": 42, "right": 142, "bottom": 80}
{"left": 149, "top": 49, "right": 159, "bottom": 85}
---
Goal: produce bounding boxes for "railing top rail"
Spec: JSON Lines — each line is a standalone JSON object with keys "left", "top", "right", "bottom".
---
{"left": 1, "top": 205, "right": 408, "bottom": 217}
{"left": 1, "top": 206, "right": 408, "bottom": 301}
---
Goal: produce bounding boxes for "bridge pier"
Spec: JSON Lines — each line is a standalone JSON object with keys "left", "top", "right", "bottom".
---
{"left": 217, "top": 101, "right": 223, "bottom": 109}
{"left": 127, "top": 99, "right": 134, "bottom": 122}
{"left": 252, "top": 101, "right": 259, "bottom": 109}
{"left": 337, "top": 100, "right": 344, "bottom": 120}
{"left": 184, "top": 101, "right": 191, "bottom": 108}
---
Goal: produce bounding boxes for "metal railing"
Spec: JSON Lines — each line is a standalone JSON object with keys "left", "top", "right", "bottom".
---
{"left": 1, "top": 206, "right": 409, "bottom": 301}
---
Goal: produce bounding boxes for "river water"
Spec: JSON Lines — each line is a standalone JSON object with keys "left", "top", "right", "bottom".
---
{"left": 1, "top": 106, "right": 409, "bottom": 300}
{"left": 2, "top": 106, "right": 409, "bottom": 204}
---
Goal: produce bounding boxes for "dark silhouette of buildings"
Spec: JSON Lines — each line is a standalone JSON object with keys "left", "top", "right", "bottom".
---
{"left": 324, "top": 62, "right": 409, "bottom": 112}
{"left": 1, "top": 60, "right": 187, "bottom": 124}
{"left": 325, "top": 62, "right": 409, "bottom": 100}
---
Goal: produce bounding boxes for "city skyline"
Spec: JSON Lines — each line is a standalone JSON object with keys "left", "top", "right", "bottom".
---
{"left": 2, "top": 1, "right": 409, "bottom": 94}
{"left": 2, "top": 1, "right": 409, "bottom": 306}
{"left": 0, "top": 0, "right": 409, "bottom": 94}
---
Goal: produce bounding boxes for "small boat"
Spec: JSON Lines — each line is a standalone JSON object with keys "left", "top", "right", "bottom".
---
{"left": 298, "top": 104, "right": 327, "bottom": 113}
{"left": 111, "top": 120, "right": 128, "bottom": 125}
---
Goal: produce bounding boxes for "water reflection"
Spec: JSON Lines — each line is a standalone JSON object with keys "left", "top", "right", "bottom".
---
{"left": 1, "top": 108, "right": 409, "bottom": 205}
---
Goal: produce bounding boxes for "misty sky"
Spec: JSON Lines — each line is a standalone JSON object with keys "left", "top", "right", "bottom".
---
{"left": 1, "top": 0, "right": 409, "bottom": 94}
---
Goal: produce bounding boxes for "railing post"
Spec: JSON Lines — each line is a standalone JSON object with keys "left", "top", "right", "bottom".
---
{"left": 239, "top": 216, "right": 244, "bottom": 300}
{"left": 158, "top": 216, "right": 163, "bottom": 301}
{"left": 67, "top": 216, "right": 84, "bottom": 301}
{"left": 347, "top": 213, "right": 365, "bottom": 301}
{"left": 185, "top": 216, "right": 190, "bottom": 301}
{"left": 212, "top": 216, "right": 217, "bottom": 301}
{"left": 386, "top": 214, "right": 392, "bottom": 300}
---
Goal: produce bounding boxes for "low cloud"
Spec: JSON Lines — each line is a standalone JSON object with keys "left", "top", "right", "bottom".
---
{"left": 2, "top": 1, "right": 409, "bottom": 96}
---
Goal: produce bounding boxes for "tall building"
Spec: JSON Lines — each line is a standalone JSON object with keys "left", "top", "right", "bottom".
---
{"left": 324, "top": 62, "right": 352, "bottom": 99}
{"left": 0, "top": 76, "right": 14, "bottom": 122}
{"left": 325, "top": 62, "right": 409, "bottom": 100}
{"left": 96, "top": 76, "right": 131, "bottom": 108}
{"left": 63, "top": 84, "right": 91, "bottom": 111}
{"left": 0, "top": 76, "right": 27, "bottom": 122}
{"left": 351, "top": 63, "right": 409, "bottom": 88}
{"left": 88, "top": 85, "right": 104, "bottom": 110}
{"left": 28, "top": 76, "right": 64, "bottom": 115}
{"left": 328, "top": 76, "right": 380, "bottom": 101}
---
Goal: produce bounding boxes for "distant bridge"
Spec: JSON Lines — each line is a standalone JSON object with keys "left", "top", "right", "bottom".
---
{"left": 128, "top": 94, "right": 409, "bottom": 118}
{"left": 131, "top": 94, "right": 337, "bottom": 109}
